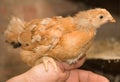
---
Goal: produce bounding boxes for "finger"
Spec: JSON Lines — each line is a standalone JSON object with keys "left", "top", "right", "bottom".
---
{"left": 24, "top": 62, "right": 69, "bottom": 82}
{"left": 66, "top": 69, "right": 109, "bottom": 82}
{"left": 78, "top": 70, "right": 109, "bottom": 82}
{"left": 7, "top": 62, "right": 69, "bottom": 82}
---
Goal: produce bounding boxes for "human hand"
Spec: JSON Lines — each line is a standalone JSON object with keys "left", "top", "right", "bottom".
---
{"left": 7, "top": 56, "right": 109, "bottom": 82}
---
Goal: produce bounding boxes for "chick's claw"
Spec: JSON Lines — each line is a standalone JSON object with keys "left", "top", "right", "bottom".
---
{"left": 35, "top": 57, "right": 57, "bottom": 72}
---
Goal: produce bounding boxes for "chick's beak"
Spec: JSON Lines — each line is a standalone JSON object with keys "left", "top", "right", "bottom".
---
{"left": 110, "top": 18, "right": 116, "bottom": 22}
{"left": 108, "top": 13, "right": 116, "bottom": 22}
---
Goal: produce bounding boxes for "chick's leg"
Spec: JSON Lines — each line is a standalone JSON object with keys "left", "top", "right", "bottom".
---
{"left": 35, "top": 56, "right": 57, "bottom": 71}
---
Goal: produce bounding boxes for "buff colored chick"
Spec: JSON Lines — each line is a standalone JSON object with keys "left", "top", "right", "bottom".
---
{"left": 4, "top": 8, "right": 115, "bottom": 71}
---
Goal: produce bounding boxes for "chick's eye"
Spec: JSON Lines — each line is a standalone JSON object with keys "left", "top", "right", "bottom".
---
{"left": 99, "top": 15, "right": 104, "bottom": 19}
{"left": 25, "top": 43, "right": 29, "bottom": 46}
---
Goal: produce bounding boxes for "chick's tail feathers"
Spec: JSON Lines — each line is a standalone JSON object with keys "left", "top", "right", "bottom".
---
{"left": 7, "top": 16, "right": 25, "bottom": 33}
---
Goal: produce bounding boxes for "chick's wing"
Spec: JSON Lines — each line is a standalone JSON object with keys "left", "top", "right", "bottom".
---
{"left": 19, "top": 16, "right": 75, "bottom": 55}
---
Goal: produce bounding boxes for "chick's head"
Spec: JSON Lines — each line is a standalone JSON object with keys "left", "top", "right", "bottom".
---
{"left": 89, "top": 8, "right": 115, "bottom": 28}
{"left": 75, "top": 8, "right": 115, "bottom": 28}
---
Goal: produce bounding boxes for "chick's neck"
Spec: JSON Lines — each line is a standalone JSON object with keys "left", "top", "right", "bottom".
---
{"left": 73, "top": 17, "right": 97, "bottom": 31}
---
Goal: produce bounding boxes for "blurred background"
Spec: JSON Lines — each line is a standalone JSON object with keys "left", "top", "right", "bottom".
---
{"left": 0, "top": 0, "right": 120, "bottom": 82}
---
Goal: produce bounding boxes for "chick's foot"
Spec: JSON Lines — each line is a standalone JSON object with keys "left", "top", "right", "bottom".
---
{"left": 35, "top": 56, "right": 57, "bottom": 72}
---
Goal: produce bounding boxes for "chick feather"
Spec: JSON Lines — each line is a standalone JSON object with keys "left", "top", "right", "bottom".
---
{"left": 4, "top": 8, "right": 115, "bottom": 71}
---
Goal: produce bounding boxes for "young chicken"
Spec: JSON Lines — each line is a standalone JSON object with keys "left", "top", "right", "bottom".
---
{"left": 4, "top": 8, "right": 115, "bottom": 71}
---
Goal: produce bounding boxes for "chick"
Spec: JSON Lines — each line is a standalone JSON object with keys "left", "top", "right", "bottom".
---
{"left": 4, "top": 8, "right": 115, "bottom": 71}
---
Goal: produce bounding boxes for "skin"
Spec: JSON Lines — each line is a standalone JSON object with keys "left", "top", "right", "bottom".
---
{"left": 7, "top": 55, "right": 109, "bottom": 82}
